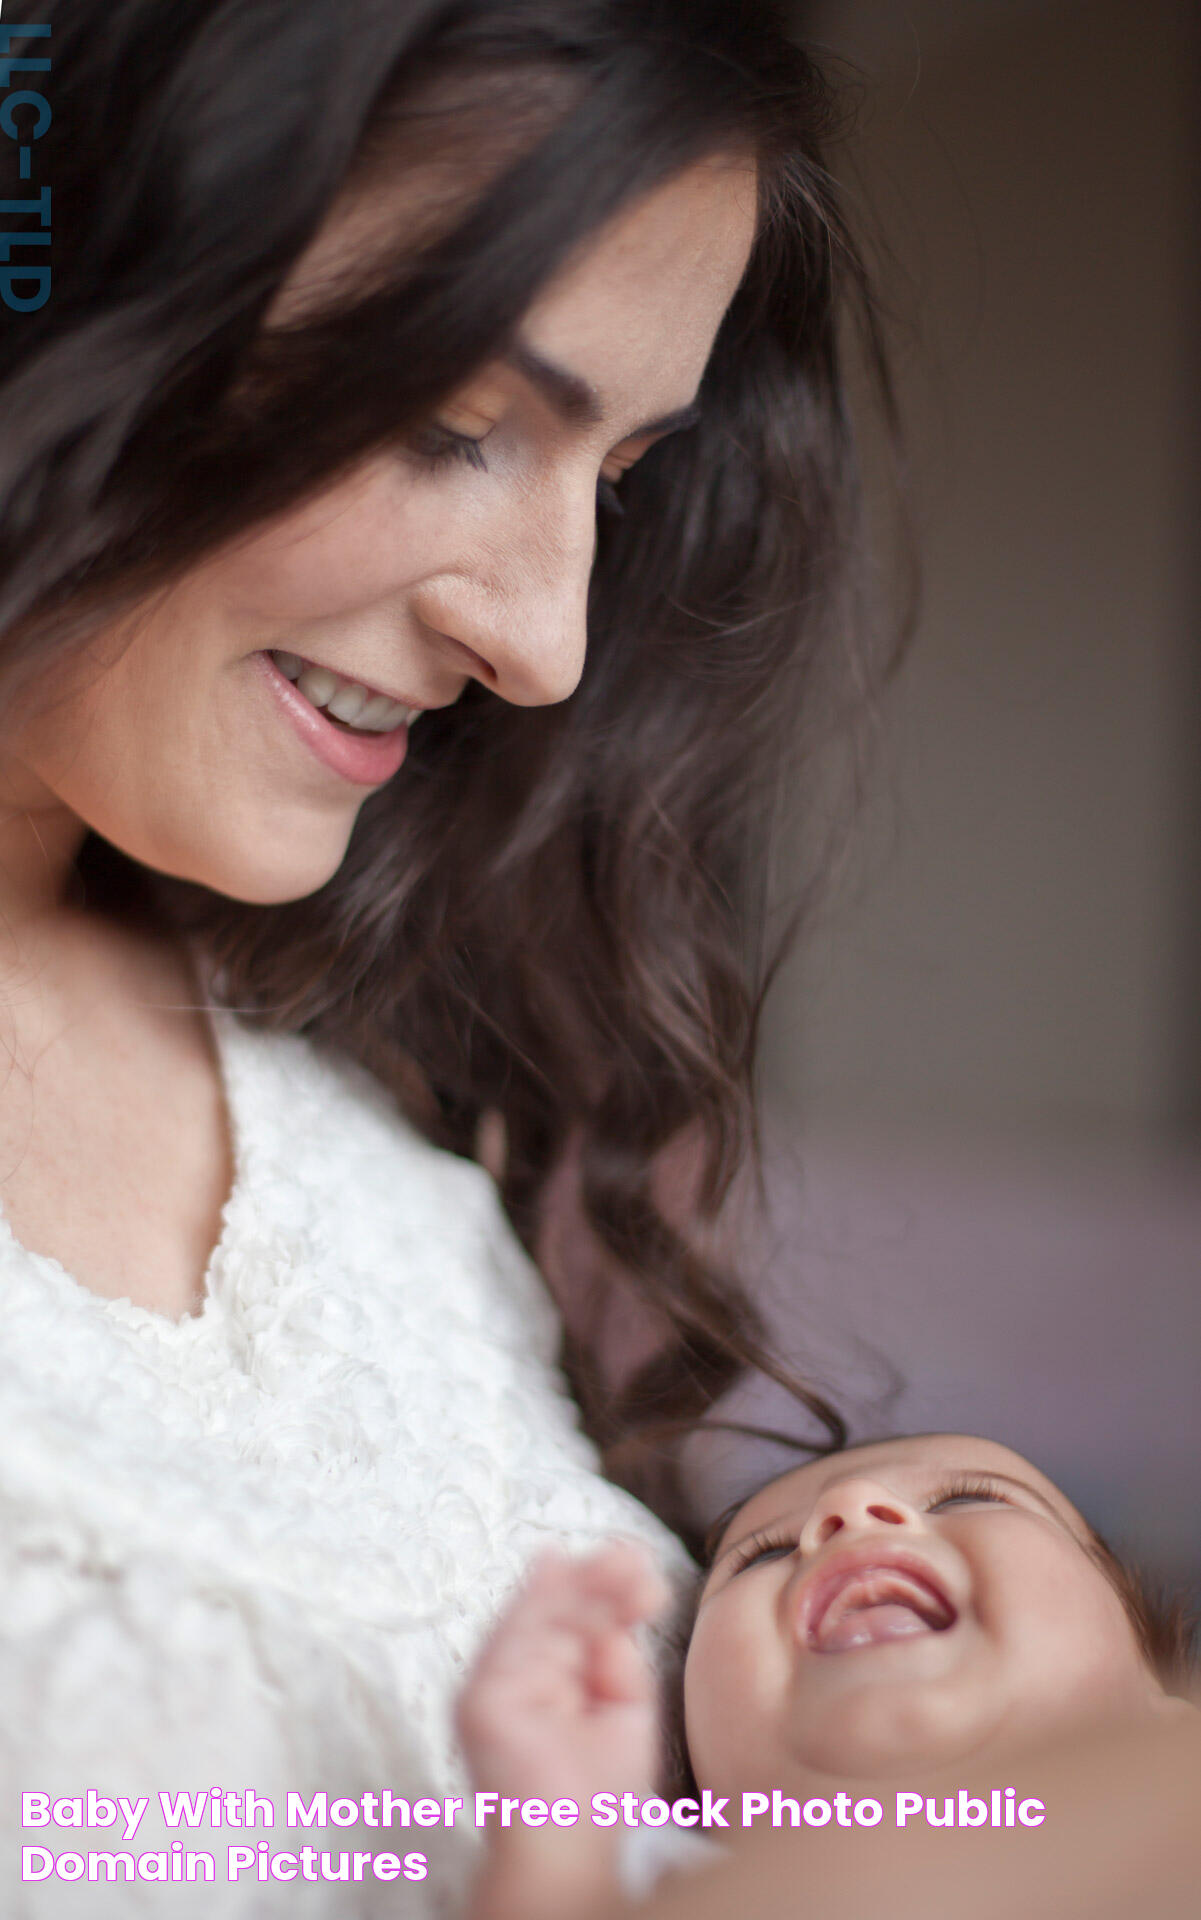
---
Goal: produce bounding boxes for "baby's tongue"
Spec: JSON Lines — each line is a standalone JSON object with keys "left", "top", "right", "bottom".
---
{"left": 814, "top": 1571, "right": 949, "bottom": 1652}
{"left": 817, "top": 1602, "right": 934, "bottom": 1651}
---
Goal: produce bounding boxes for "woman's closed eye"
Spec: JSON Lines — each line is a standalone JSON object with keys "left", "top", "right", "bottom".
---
{"left": 410, "top": 421, "right": 491, "bottom": 471}
{"left": 413, "top": 419, "right": 630, "bottom": 518}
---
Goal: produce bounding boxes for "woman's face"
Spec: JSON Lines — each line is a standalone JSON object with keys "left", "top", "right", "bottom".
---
{"left": 5, "top": 156, "right": 757, "bottom": 904}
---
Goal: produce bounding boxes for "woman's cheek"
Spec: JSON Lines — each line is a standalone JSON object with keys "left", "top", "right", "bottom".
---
{"left": 212, "top": 463, "right": 442, "bottom": 623}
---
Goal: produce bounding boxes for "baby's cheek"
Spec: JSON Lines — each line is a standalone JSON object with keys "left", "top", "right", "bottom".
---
{"left": 685, "top": 1599, "right": 780, "bottom": 1764}
{"left": 1002, "top": 1580, "right": 1153, "bottom": 1728}
{"left": 1056, "top": 1610, "right": 1154, "bottom": 1709}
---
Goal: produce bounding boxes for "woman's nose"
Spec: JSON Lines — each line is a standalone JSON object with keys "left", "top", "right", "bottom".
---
{"left": 411, "top": 490, "right": 595, "bottom": 708}
{"left": 798, "top": 1477, "right": 925, "bottom": 1556}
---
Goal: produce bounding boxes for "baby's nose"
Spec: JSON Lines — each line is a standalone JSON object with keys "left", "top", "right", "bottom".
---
{"left": 799, "top": 1478, "right": 923, "bottom": 1555}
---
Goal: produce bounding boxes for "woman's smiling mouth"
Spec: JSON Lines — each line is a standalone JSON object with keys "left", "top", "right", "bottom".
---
{"left": 257, "top": 649, "right": 423, "bottom": 788}
{"left": 270, "top": 650, "right": 422, "bottom": 734}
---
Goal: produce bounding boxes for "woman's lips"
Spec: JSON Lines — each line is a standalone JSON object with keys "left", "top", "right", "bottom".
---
{"left": 255, "top": 649, "right": 415, "bottom": 788}
{"left": 801, "top": 1553, "right": 958, "bottom": 1654}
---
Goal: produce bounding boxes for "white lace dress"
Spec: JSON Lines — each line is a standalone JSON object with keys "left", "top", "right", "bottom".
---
{"left": 0, "top": 1016, "right": 686, "bottom": 1917}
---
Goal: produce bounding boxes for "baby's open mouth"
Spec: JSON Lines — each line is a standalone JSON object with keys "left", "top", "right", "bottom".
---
{"left": 270, "top": 651, "right": 421, "bottom": 735}
{"left": 807, "top": 1564, "right": 957, "bottom": 1653}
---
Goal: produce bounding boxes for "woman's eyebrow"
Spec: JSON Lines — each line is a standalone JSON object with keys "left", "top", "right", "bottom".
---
{"left": 504, "top": 339, "right": 703, "bottom": 440}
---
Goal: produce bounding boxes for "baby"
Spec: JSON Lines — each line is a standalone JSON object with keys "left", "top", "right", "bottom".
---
{"left": 457, "top": 1432, "right": 1194, "bottom": 1920}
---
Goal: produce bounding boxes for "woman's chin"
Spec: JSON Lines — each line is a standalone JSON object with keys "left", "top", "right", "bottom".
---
{"left": 131, "top": 822, "right": 355, "bottom": 906}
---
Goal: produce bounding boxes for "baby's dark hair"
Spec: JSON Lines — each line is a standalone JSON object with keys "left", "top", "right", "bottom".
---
{"left": 1083, "top": 1527, "right": 1198, "bottom": 1696}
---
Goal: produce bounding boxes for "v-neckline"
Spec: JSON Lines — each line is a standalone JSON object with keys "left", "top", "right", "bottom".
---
{"left": 0, "top": 1005, "right": 246, "bottom": 1336}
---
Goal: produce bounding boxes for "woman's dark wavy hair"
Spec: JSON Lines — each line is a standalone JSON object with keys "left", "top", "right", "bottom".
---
{"left": 0, "top": 0, "right": 893, "bottom": 1542}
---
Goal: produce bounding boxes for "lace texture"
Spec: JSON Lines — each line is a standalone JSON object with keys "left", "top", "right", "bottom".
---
{"left": 0, "top": 1017, "right": 686, "bottom": 1916}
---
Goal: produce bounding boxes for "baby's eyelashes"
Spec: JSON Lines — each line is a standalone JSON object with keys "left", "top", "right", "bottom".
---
{"left": 720, "top": 1482, "right": 1014, "bottom": 1581}
{"left": 725, "top": 1531, "right": 799, "bottom": 1577}
{"left": 924, "top": 1476, "right": 1014, "bottom": 1513}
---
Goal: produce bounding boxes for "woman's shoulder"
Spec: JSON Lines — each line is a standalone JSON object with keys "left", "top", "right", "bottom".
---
{"left": 216, "top": 1012, "right": 485, "bottom": 1193}
{"left": 217, "top": 1014, "right": 518, "bottom": 1230}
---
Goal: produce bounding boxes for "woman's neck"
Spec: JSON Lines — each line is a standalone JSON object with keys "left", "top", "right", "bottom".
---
{"left": 0, "top": 779, "right": 231, "bottom": 1320}
{"left": 0, "top": 780, "right": 89, "bottom": 927}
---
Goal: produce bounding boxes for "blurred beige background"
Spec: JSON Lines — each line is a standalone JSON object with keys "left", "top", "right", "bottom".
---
{"left": 740, "top": 0, "right": 1200, "bottom": 1590}
{"left": 772, "top": 0, "right": 1196, "bottom": 1146}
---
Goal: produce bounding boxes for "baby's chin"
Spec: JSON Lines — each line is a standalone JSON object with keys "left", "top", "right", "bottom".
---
{"left": 772, "top": 1682, "right": 1173, "bottom": 1792}
{"left": 691, "top": 1688, "right": 1007, "bottom": 1806}
{"left": 777, "top": 1679, "right": 1008, "bottom": 1787}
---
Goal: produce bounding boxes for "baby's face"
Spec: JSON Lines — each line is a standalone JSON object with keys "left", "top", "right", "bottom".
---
{"left": 685, "top": 1435, "right": 1170, "bottom": 1798}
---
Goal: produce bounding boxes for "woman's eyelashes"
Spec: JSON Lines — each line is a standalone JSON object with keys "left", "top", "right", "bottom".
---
{"left": 412, "top": 419, "right": 630, "bottom": 517}
{"left": 410, "top": 422, "right": 490, "bottom": 471}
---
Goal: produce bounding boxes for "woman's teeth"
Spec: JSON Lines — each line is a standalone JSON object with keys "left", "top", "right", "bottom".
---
{"left": 271, "top": 651, "right": 419, "bottom": 733}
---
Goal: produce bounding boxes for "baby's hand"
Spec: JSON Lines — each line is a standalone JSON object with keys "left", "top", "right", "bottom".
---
{"left": 457, "top": 1542, "right": 671, "bottom": 1808}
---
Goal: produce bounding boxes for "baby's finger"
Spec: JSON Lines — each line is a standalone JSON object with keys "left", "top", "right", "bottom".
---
{"left": 499, "top": 1545, "right": 666, "bottom": 1643}
{"left": 563, "top": 1541, "right": 673, "bottom": 1627}
{"left": 464, "top": 1544, "right": 668, "bottom": 1705}
{"left": 480, "top": 1552, "right": 604, "bottom": 1645}
{"left": 587, "top": 1621, "right": 659, "bottom": 1707}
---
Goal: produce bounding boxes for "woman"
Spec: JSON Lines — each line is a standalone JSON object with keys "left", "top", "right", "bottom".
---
{"left": 0, "top": 1, "right": 882, "bottom": 1911}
